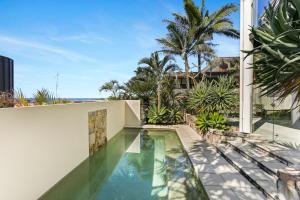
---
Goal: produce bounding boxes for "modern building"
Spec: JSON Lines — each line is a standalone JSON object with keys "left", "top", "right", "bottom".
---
{"left": 240, "top": 0, "right": 300, "bottom": 144}
{"left": 0, "top": 55, "right": 14, "bottom": 93}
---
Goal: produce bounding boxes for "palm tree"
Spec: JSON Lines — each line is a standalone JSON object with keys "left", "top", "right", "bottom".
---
{"left": 182, "top": 0, "right": 239, "bottom": 71}
{"left": 125, "top": 68, "right": 156, "bottom": 103}
{"left": 157, "top": 23, "right": 200, "bottom": 90}
{"left": 99, "top": 80, "right": 121, "bottom": 99}
{"left": 138, "top": 52, "right": 179, "bottom": 111}
{"left": 160, "top": 0, "right": 239, "bottom": 82}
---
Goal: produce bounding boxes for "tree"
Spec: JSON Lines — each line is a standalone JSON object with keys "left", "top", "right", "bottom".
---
{"left": 157, "top": 23, "right": 200, "bottom": 90}
{"left": 161, "top": 0, "right": 239, "bottom": 80}
{"left": 138, "top": 52, "right": 179, "bottom": 111}
{"left": 99, "top": 80, "right": 122, "bottom": 99}
{"left": 183, "top": 0, "right": 239, "bottom": 70}
{"left": 125, "top": 70, "right": 156, "bottom": 104}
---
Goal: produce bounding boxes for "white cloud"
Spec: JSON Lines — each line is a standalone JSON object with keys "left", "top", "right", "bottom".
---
{"left": 49, "top": 33, "right": 112, "bottom": 44}
{"left": 0, "top": 35, "right": 98, "bottom": 63}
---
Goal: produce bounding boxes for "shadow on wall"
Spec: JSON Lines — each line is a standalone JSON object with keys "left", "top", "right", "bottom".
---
{"left": 125, "top": 100, "right": 141, "bottom": 127}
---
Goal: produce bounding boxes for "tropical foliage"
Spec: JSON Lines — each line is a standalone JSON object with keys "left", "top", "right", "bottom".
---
{"left": 98, "top": 0, "right": 239, "bottom": 125}
{"left": 138, "top": 52, "right": 179, "bottom": 111}
{"left": 33, "top": 88, "right": 56, "bottom": 105}
{"left": 99, "top": 80, "right": 124, "bottom": 100}
{"left": 125, "top": 67, "right": 156, "bottom": 104}
{"left": 158, "top": 0, "right": 239, "bottom": 89}
{"left": 246, "top": 0, "right": 300, "bottom": 104}
{"left": 196, "top": 112, "right": 228, "bottom": 134}
{"left": 147, "top": 105, "right": 182, "bottom": 125}
{"left": 188, "top": 76, "right": 238, "bottom": 114}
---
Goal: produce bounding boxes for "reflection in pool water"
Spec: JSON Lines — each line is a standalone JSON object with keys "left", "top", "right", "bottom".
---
{"left": 39, "top": 129, "right": 202, "bottom": 200}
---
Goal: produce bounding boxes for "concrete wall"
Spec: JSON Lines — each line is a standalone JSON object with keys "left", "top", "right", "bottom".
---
{"left": 125, "top": 100, "right": 141, "bottom": 127}
{"left": 0, "top": 100, "right": 140, "bottom": 200}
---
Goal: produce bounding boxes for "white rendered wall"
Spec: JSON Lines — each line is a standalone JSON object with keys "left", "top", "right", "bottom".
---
{"left": 240, "top": 0, "right": 256, "bottom": 133}
{"left": 0, "top": 100, "right": 140, "bottom": 200}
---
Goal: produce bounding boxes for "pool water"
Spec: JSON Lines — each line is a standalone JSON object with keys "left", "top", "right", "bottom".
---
{"left": 40, "top": 129, "right": 201, "bottom": 200}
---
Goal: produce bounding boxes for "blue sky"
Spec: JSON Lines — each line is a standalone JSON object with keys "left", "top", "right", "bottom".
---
{"left": 0, "top": 0, "right": 240, "bottom": 98}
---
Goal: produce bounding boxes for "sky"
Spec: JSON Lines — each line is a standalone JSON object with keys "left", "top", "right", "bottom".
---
{"left": 0, "top": 0, "right": 240, "bottom": 98}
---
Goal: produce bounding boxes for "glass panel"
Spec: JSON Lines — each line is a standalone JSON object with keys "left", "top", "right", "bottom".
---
{"left": 252, "top": 0, "right": 300, "bottom": 148}
{"left": 253, "top": 88, "right": 300, "bottom": 147}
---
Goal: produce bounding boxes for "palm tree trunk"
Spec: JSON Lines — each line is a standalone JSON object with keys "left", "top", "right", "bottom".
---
{"left": 157, "top": 84, "right": 161, "bottom": 112}
{"left": 184, "top": 55, "right": 190, "bottom": 90}
{"left": 198, "top": 53, "right": 202, "bottom": 73}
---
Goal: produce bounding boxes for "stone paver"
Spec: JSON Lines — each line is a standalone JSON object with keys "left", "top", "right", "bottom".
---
{"left": 246, "top": 139, "right": 300, "bottom": 165}
{"left": 228, "top": 141, "right": 288, "bottom": 175}
{"left": 174, "top": 125, "right": 266, "bottom": 200}
{"left": 205, "top": 186, "right": 240, "bottom": 200}
{"left": 241, "top": 167, "right": 275, "bottom": 181}
{"left": 216, "top": 143, "right": 278, "bottom": 199}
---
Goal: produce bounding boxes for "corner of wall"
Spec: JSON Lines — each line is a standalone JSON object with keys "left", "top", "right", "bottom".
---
{"left": 124, "top": 100, "right": 141, "bottom": 128}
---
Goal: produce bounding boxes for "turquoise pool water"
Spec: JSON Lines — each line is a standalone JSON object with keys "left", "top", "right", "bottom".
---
{"left": 40, "top": 129, "right": 201, "bottom": 200}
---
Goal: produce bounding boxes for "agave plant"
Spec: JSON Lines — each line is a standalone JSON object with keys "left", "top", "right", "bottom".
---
{"left": 147, "top": 105, "right": 169, "bottom": 124}
{"left": 196, "top": 112, "right": 228, "bottom": 134}
{"left": 195, "top": 113, "right": 211, "bottom": 133}
{"left": 246, "top": 0, "right": 300, "bottom": 104}
{"left": 208, "top": 112, "right": 228, "bottom": 130}
{"left": 168, "top": 108, "right": 183, "bottom": 124}
{"left": 188, "top": 76, "right": 238, "bottom": 114}
{"left": 188, "top": 80, "right": 213, "bottom": 113}
{"left": 210, "top": 76, "right": 238, "bottom": 113}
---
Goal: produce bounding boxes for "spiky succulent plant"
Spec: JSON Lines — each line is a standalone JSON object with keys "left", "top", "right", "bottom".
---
{"left": 246, "top": 0, "right": 300, "bottom": 104}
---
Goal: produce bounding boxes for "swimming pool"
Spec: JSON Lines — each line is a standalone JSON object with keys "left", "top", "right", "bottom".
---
{"left": 40, "top": 128, "right": 201, "bottom": 200}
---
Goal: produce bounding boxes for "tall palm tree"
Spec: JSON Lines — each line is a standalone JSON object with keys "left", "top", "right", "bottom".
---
{"left": 138, "top": 52, "right": 179, "bottom": 111}
{"left": 160, "top": 0, "right": 239, "bottom": 82}
{"left": 182, "top": 0, "right": 239, "bottom": 71}
{"left": 157, "top": 23, "right": 201, "bottom": 90}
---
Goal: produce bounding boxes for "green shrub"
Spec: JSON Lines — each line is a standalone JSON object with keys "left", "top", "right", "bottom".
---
{"left": 147, "top": 105, "right": 182, "bottom": 125}
{"left": 208, "top": 112, "right": 228, "bottom": 130}
{"left": 195, "top": 113, "right": 211, "bottom": 133}
{"left": 147, "top": 105, "right": 169, "bottom": 124}
{"left": 196, "top": 112, "right": 228, "bottom": 134}
{"left": 188, "top": 76, "right": 238, "bottom": 115}
{"left": 15, "top": 89, "right": 29, "bottom": 106}
{"left": 33, "top": 88, "right": 55, "bottom": 105}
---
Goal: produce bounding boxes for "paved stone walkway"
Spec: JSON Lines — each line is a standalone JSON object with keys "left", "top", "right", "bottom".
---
{"left": 174, "top": 125, "right": 266, "bottom": 200}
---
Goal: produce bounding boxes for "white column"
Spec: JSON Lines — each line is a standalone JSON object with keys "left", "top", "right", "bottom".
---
{"left": 239, "top": 0, "right": 256, "bottom": 133}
